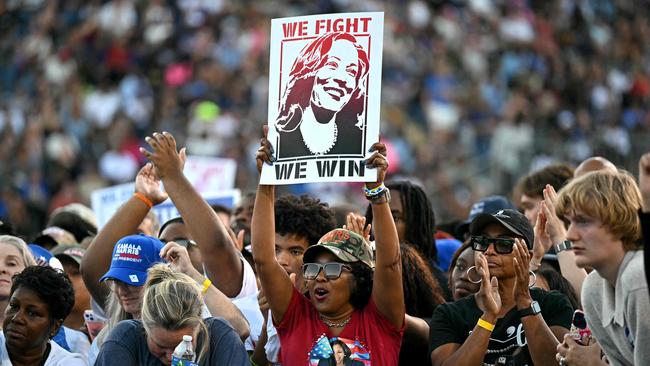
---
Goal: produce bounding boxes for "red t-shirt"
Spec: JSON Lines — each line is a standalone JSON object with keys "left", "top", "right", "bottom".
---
{"left": 275, "top": 287, "right": 404, "bottom": 366}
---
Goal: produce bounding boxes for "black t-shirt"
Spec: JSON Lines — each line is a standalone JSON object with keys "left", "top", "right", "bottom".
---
{"left": 429, "top": 287, "right": 573, "bottom": 366}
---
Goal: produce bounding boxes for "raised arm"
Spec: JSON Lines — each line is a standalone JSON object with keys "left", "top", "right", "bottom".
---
{"left": 542, "top": 185, "right": 587, "bottom": 295}
{"left": 160, "top": 242, "right": 250, "bottom": 340}
{"left": 141, "top": 132, "right": 244, "bottom": 298}
{"left": 251, "top": 128, "right": 294, "bottom": 323}
{"left": 512, "top": 240, "right": 568, "bottom": 365}
{"left": 431, "top": 253, "right": 500, "bottom": 366}
{"left": 366, "top": 142, "right": 404, "bottom": 329}
{"left": 80, "top": 163, "right": 167, "bottom": 306}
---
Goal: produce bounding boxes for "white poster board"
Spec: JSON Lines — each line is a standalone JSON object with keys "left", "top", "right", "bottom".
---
{"left": 91, "top": 156, "right": 238, "bottom": 227}
{"left": 261, "top": 12, "right": 384, "bottom": 185}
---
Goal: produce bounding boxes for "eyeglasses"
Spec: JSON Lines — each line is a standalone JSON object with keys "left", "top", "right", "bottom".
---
{"left": 470, "top": 235, "right": 516, "bottom": 254}
{"left": 161, "top": 238, "right": 197, "bottom": 248}
{"left": 302, "top": 263, "right": 351, "bottom": 280}
{"left": 105, "top": 279, "right": 139, "bottom": 292}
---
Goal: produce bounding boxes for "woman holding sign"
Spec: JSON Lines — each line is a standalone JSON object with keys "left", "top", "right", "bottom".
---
{"left": 253, "top": 134, "right": 404, "bottom": 365}
{"left": 275, "top": 32, "right": 369, "bottom": 158}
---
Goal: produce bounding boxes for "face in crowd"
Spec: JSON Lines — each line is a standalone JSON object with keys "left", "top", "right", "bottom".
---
{"left": 0, "top": 243, "right": 27, "bottom": 300}
{"left": 275, "top": 233, "right": 309, "bottom": 276}
{"left": 473, "top": 223, "right": 523, "bottom": 280}
{"left": 450, "top": 244, "right": 480, "bottom": 300}
{"left": 305, "top": 251, "right": 355, "bottom": 317}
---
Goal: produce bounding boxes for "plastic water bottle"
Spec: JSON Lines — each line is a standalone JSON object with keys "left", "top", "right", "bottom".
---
{"left": 171, "top": 335, "right": 198, "bottom": 366}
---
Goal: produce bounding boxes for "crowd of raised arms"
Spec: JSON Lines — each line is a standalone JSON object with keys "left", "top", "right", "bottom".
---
{"left": 0, "top": 128, "right": 649, "bottom": 366}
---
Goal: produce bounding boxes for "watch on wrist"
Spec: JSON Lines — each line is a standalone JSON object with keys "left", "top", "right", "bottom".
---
{"left": 554, "top": 240, "right": 572, "bottom": 253}
{"left": 518, "top": 300, "right": 541, "bottom": 318}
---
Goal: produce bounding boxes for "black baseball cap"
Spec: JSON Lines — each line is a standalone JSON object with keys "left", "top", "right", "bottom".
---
{"left": 456, "top": 195, "right": 517, "bottom": 238}
{"left": 469, "top": 209, "right": 534, "bottom": 249}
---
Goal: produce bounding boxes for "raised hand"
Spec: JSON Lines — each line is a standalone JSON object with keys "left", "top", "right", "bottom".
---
{"left": 474, "top": 252, "right": 501, "bottom": 317}
{"left": 365, "top": 142, "right": 388, "bottom": 188}
{"left": 639, "top": 153, "right": 650, "bottom": 212}
{"left": 256, "top": 125, "right": 275, "bottom": 175}
{"left": 160, "top": 241, "right": 202, "bottom": 280}
{"left": 542, "top": 184, "right": 567, "bottom": 245}
{"left": 134, "top": 162, "right": 168, "bottom": 205}
{"left": 531, "top": 204, "right": 551, "bottom": 270}
{"left": 342, "top": 212, "right": 371, "bottom": 240}
{"left": 139, "top": 131, "right": 187, "bottom": 180}
{"left": 512, "top": 239, "right": 534, "bottom": 309}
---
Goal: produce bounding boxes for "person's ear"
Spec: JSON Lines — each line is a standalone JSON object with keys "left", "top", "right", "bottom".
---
{"left": 49, "top": 319, "right": 64, "bottom": 339}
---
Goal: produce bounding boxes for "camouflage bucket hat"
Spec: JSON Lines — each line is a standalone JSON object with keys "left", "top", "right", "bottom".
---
{"left": 303, "top": 229, "right": 375, "bottom": 269}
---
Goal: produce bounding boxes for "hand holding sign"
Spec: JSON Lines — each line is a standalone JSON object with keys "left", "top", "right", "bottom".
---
{"left": 256, "top": 125, "right": 275, "bottom": 175}
{"left": 364, "top": 142, "right": 388, "bottom": 189}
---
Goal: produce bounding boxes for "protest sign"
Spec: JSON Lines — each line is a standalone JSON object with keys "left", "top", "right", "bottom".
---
{"left": 91, "top": 156, "right": 238, "bottom": 227}
{"left": 261, "top": 12, "right": 384, "bottom": 185}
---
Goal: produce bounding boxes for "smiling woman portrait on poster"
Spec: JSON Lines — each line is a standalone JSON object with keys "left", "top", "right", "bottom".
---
{"left": 275, "top": 32, "right": 369, "bottom": 159}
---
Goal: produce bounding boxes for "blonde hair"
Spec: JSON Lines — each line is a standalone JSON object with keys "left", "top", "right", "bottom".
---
{"left": 95, "top": 291, "right": 133, "bottom": 347}
{"left": 141, "top": 264, "right": 209, "bottom": 363}
{"left": 556, "top": 170, "right": 642, "bottom": 250}
{"left": 0, "top": 235, "right": 37, "bottom": 268}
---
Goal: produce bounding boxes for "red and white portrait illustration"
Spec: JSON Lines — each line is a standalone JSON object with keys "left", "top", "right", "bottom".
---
{"left": 262, "top": 12, "right": 383, "bottom": 185}
{"left": 275, "top": 32, "right": 369, "bottom": 159}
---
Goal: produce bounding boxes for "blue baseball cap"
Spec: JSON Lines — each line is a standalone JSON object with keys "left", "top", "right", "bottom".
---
{"left": 100, "top": 234, "right": 165, "bottom": 286}
{"left": 456, "top": 195, "right": 517, "bottom": 238}
{"left": 28, "top": 244, "right": 64, "bottom": 271}
{"left": 436, "top": 238, "right": 462, "bottom": 272}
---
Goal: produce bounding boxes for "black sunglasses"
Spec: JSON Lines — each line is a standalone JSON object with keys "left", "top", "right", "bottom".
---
{"left": 471, "top": 235, "right": 516, "bottom": 254}
{"left": 302, "top": 263, "right": 351, "bottom": 280}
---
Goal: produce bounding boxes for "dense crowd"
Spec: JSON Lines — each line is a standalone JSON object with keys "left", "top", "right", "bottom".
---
{"left": 1, "top": 1, "right": 650, "bottom": 366}
{"left": 2, "top": 0, "right": 650, "bottom": 236}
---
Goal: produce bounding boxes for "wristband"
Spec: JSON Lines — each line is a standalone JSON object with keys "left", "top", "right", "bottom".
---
{"left": 201, "top": 278, "right": 212, "bottom": 295}
{"left": 477, "top": 318, "right": 495, "bottom": 332}
{"left": 363, "top": 183, "right": 386, "bottom": 197}
{"left": 133, "top": 192, "right": 154, "bottom": 209}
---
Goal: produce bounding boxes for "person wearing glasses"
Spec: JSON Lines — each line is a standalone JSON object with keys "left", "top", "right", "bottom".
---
{"left": 253, "top": 136, "right": 404, "bottom": 365}
{"left": 87, "top": 234, "right": 248, "bottom": 364}
{"left": 429, "top": 209, "right": 573, "bottom": 366}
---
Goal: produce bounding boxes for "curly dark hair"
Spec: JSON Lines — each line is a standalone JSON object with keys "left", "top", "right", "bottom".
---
{"left": 400, "top": 243, "right": 445, "bottom": 318}
{"left": 348, "top": 262, "right": 373, "bottom": 310}
{"left": 365, "top": 180, "right": 437, "bottom": 262}
{"left": 275, "top": 194, "right": 335, "bottom": 245}
{"left": 11, "top": 265, "right": 75, "bottom": 321}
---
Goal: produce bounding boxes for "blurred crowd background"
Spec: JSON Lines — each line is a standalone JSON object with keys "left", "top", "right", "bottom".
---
{"left": 1, "top": 0, "right": 649, "bottom": 237}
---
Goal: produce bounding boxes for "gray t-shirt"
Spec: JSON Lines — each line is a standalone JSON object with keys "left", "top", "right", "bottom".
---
{"left": 94, "top": 317, "right": 250, "bottom": 366}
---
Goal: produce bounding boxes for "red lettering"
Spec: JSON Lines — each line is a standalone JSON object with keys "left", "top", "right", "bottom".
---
{"left": 359, "top": 17, "right": 371, "bottom": 32}
{"left": 282, "top": 22, "right": 299, "bottom": 38}
{"left": 298, "top": 21, "right": 308, "bottom": 36}
{"left": 314, "top": 17, "right": 373, "bottom": 34}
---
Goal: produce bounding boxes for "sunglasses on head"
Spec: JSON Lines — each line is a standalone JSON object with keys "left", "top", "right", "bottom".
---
{"left": 470, "top": 235, "right": 516, "bottom": 254}
{"left": 302, "top": 262, "right": 351, "bottom": 280}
